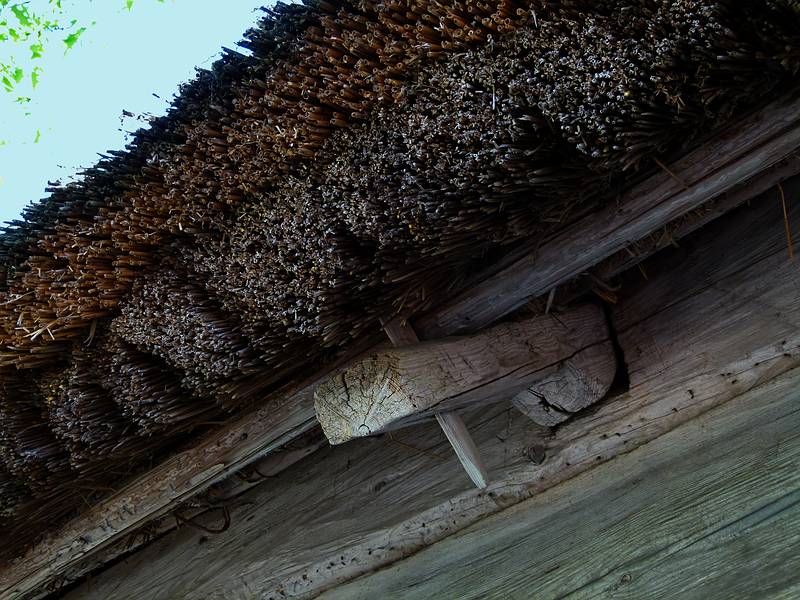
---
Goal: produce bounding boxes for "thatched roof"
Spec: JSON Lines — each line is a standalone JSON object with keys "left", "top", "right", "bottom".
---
{"left": 0, "top": 0, "right": 798, "bottom": 558}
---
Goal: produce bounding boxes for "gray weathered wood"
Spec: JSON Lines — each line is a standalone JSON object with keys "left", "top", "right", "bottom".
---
{"left": 591, "top": 153, "right": 800, "bottom": 282}
{"left": 511, "top": 340, "right": 616, "bottom": 426}
{"left": 0, "top": 381, "right": 320, "bottom": 600}
{"left": 61, "top": 187, "right": 800, "bottom": 600}
{"left": 382, "top": 317, "right": 490, "bottom": 489}
{"left": 318, "top": 365, "right": 800, "bottom": 600}
{"left": 381, "top": 318, "right": 420, "bottom": 347}
{"left": 315, "top": 304, "right": 608, "bottom": 443}
{"left": 414, "top": 94, "right": 800, "bottom": 338}
{"left": 434, "top": 412, "right": 488, "bottom": 489}
{"left": 6, "top": 97, "right": 799, "bottom": 600}
{"left": 64, "top": 428, "right": 328, "bottom": 586}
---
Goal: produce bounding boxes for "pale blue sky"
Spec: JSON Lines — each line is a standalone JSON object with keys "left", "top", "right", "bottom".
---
{"left": 0, "top": 0, "right": 271, "bottom": 223}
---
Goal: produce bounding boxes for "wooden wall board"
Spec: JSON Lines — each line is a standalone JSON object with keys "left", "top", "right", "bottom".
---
{"left": 6, "top": 96, "right": 799, "bottom": 600}
{"left": 62, "top": 183, "right": 800, "bottom": 600}
{"left": 318, "top": 364, "right": 800, "bottom": 600}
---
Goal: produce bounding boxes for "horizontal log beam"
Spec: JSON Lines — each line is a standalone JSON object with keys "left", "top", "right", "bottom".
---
{"left": 315, "top": 304, "right": 609, "bottom": 444}
{"left": 4, "top": 95, "right": 799, "bottom": 600}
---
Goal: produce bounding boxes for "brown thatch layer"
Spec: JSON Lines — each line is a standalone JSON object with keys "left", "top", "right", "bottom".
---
{"left": 0, "top": 0, "right": 799, "bottom": 556}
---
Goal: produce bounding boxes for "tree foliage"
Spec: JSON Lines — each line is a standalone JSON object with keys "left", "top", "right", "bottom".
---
{"left": 0, "top": 0, "right": 163, "bottom": 104}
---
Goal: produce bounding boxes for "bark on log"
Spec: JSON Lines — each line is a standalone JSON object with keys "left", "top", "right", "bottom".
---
{"left": 315, "top": 303, "right": 610, "bottom": 444}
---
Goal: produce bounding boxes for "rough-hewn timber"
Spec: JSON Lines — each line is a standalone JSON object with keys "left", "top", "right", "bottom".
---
{"left": 319, "top": 365, "right": 800, "bottom": 600}
{"left": 315, "top": 304, "right": 609, "bottom": 443}
{"left": 5, "top": 109, "right": 799, "bottom": 600}
{"left": 511, "top": 340, "right": 616, "bottom": 426}
{"left": 59, "top": 179, "right": 800, "bottom": 600}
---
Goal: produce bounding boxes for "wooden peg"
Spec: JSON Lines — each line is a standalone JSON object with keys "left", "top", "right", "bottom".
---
{"left": 382, "top": 318, "right": 490, "bottom": 489}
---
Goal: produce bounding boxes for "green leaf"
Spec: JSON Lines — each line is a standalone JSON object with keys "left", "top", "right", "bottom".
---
{"left": 30, "top": 42, "right": 43, "bottom": 59}
{"left": 33, "top": 129, "right": 41, "bottom": 143}
{"left": 31, "top": 67, "right": 40, "bottom": 88}
{"left": 10, "top": 4, "right": 32, "bottom": 28}
{"left": 125, "top": 0, "right": 134, "bottom": 10}
{"left": 11, "top": 66, "right": 23, "bottom": 83}
{"left": 15, "top": 95, "right": 30, "bottom": 103}
{"left": 63, "top": 26, "right": 86, "bottom": 50}
{"left": 1, "top": 76, "right": 12, "bottom": 91}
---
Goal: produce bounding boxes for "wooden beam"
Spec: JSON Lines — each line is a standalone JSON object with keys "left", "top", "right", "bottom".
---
{"left": 62, "top": 187, "right": 800, "bottom": 600}
{"left": 317, "top": 367, "right": 800, "bottom": 600}
{"left": 434, "top": 412, "right": 488, "bottom": 489}
{"left": 511, "top": 340, "right": 616, "bottom": 426}
{"left": 4, "top": 96, "right": 799, "bottom": 600}
{"left": 413, "top": 93, "right": 800, "bottom": 339}
{"left": 0, "top": 376, "right": 323, "bottom": 599}
{"left": 382, "top": 318, "right": 420, "bottom": 347}
{"left": 315, "top": 304, "right": 609, "bottom": 444}
{"left": 64, "top": 427, "right": 328, "bottom": 587}
{"left": 382, "top": 318, "right": 489, "bottom": 489}
{"left": 591, "top": 154, "right": 800, "bottom": 283}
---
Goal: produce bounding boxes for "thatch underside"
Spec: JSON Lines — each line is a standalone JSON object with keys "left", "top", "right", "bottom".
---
{"left": 0, "top": 0, "right": 798, "bottom": 558}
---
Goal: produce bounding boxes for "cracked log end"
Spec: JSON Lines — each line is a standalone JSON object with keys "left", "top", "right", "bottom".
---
{"left": 314, "top": 353, "right": 416, "bottom": 444}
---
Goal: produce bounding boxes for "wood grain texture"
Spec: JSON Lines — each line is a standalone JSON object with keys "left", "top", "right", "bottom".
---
{"left": 591, "top": 153, "right": 800, "bottom": 282}
{"left": 0, "top": 380, "right": 320, "bottom": 600}
{"left": 316, "top": 304, "right": 608, "bottom": 443}
{"left": 511, "top": 340, "right": 616, "bottom": 426}
{"left": 61, "top": 187, "right": 800, "bottom": 600}
{"left": 7, "top": 98, "right": 799, "bottom": 600}
{"left": 414, "top": 93, "right": 800, "bottom": 338}
{"left": 381, "top": 318, "right": 420, "bottom": 347}
{"left": 382, "top": 317, "right": 490, "bottom": 489}
{"left": 434, "top": 412, "right": 489, "bottom": 489}
{"left": 318, "top": 365, "right": 800, "bottom": 600}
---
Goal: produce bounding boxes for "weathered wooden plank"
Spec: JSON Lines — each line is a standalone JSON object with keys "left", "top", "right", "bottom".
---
{"left": 62, "top": 189, "right": 800, "bottom": 600}
{"left": 381, "top": 317, "right": 420, "bottom": 347}
{"left": 414, "top": 94, "right": 800, "bottom": 338}
{"left": 591, "top": 153, "right": 800, "bottom": 283}
{"left": 511, "top": 340, "right": 616, "bottom": 426}
{"left": 315, "top": 304, "right": 608, "bottom": 443}
{"left": 318, "top": 365, "right": 800, "bottom": 600}
{"left": 7, "top": 98, "right": 799, "bottom": 600}
{"left": 0, "top": 382, "right": 320, "bottom": 600}
{"left": 58, "top": 427, "right": 329, "bottom": 591}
